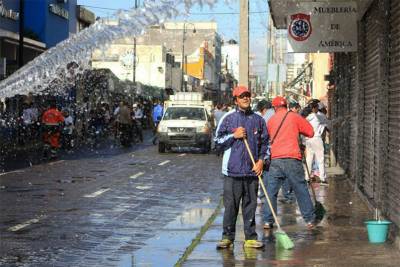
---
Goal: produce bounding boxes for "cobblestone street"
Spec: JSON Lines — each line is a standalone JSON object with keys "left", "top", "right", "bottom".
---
{"left": 0, "top": 139, "right": 223, "bottom": 266}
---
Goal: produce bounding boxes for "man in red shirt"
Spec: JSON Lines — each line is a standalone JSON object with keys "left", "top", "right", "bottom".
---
{"left": 263, "top": 96, "right": 317, "bottom": 229}
{"left": 42, "top": 100, "right": 65, "bottom": 158}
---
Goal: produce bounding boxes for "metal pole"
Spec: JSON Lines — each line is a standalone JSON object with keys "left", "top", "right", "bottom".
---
{"left": 133, "top": 0, "right": 138, "bottom": 85}
{"left": 18, "top": 0, "right": 25, "bottom": 68}
{"left": 181, "top": 23, "right": 186, "bottom": 92}
{"left": 239, "top": 0, "right": 249, "bottom": 87}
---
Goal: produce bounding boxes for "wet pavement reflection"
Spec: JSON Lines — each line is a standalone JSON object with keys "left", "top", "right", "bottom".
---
{"left": 183, "top": 172, "right": 400, "bottom": 267}
{"left": 119, "top": 205, "right": 215, "bottom": 267}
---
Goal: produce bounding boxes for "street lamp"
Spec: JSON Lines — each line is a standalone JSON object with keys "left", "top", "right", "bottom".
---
{"left": 181, "top": 22, "right": 196, "bottom": 92}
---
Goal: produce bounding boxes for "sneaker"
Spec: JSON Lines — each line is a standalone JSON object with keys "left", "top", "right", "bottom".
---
{"left": 320, "top": 180, "right": 329, "bottom": 186}
{"left": 244, "top": 239, "right": 264, "bottom": 248}
{"left": 263, "top": 223, "right": 274, "bottom": 229}
{"left": 216, "top": 239, "right": 233, "bottom": 249}
{"left": 306, "top": 220, "right": 320, "bottom": 230}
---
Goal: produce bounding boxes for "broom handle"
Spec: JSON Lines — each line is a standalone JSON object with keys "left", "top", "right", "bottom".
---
{"left": 301, "top": 150, "right": 317, "bottom": 202}
{"left": 243, "top": 138, "right": 282, "bottom": 230}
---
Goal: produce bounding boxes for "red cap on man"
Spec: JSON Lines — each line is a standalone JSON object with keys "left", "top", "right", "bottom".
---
{"left": 272, "top": 96, "right": 287, "bottom": 107}
{"left": 232, "top": 86, "right": 250, "bottom": 97}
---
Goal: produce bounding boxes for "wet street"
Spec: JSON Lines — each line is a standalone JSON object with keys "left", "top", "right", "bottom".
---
{"left": 2, "top": 139, "right": 400, "bottom": 267}
{"left": 0, "top": 138, "right": 223, "bottom": 266}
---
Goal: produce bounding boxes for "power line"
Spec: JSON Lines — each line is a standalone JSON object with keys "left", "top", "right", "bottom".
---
{"left": 190, "top": 11, "right": 268, "bottom": 15}
{"left": 80, "top": 5, "right": 267, "bottom": 15}
{"left": 80, "top": 5, "right": 129, "bottom": 11}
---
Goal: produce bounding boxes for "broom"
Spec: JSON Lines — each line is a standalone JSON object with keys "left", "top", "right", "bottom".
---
{"left": 243, "top": 139, "right": 294, "bottom": 250}
{"left": 302, "top": 151, "right": 326, "bottom": 221}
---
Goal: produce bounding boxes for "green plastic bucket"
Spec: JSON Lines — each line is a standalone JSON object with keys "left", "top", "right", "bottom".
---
{"left": 364, "top": 220, "right": 392, "bottom": 243}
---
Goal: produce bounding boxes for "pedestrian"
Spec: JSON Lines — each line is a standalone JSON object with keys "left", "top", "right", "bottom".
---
{"left": 255, "top": 100, "right": 274, "bottom": 123}
{"left": 305, "top": 101, "right": 329, "bottom": 185}
{"left": 213, "top": 103, "right": 226, "bottom": 127}
{"left": 62, "top": 109, "right": 75, "bottom": 150}
{"left": 132, "top": 103, "right": 143, "bottom": 142}
{"left": 215, "top": 86, "right": 269, "bottom": 249}
{"left": 118, "top": 101, "right": 133, "bottom": 147}
{"left": 263, "top": 96, "right": 317, "bottom": 230}
{"left": 22, "top": 102, "right": 38, "bottom": 140}
{"left": 289, "top": 101, "right": 301, "bottom": 113}
{"left": 152, "top": 99, "right": 163, "bottom": 145}
{"left": 42, "top": 100, "right": 65, "bottom": 158}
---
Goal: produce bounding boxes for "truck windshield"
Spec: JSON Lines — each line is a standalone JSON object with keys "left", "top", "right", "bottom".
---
{"left": 163, "top": 107, "right": 206, "bottom": 121}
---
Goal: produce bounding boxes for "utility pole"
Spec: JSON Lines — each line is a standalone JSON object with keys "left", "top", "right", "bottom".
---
{"left": 239, "top": 0, "right": 249, "bottom": 88}
{"left": 180, "top": 23, "right": 196, "bottom": 92}
{"left": 267, "top": 15, "right": 273, "bottom": 95}
{"left": 181, "top": 24, "right": 186, "bottom": 92}
{"left": 18, "top": 0, "right": 25, "bottom": 68}
{"left": 133, "top": 0, "right": 138, "bottom": 85}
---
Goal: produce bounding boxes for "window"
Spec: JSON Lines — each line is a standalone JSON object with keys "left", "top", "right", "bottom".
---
{"left": 163, "top": 107, "right": 206, "bottom": 121}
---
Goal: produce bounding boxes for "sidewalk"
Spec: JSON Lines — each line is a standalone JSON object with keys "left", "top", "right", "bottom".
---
{"left": 182, "top": 168, "right": 400, "bottom": 267}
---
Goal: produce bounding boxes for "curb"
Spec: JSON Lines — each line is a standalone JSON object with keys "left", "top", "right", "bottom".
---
{"left": 174, "top": 197, "right": 223, "bottom": 267}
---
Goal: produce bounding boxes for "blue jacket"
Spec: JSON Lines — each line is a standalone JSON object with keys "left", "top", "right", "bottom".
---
{"left": 152, "top": 104, "right": 163, "bottom": 123}
{"left": 215, "top": 108, "right": 269, "bottom": 177}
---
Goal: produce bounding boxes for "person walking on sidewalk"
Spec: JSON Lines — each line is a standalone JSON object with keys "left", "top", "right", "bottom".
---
{"left": 263, "top": 96, "right": 317, "bottom": 230}
{"left": 305, "top": 101, "right": 329, "bottom": 185}
{"left": 215, "top": 86, "right": 269, "bottom": 249}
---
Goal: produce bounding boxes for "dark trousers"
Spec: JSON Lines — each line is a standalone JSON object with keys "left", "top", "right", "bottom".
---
{"left": 222, "top": 176, "right": 259, "bottom": 241}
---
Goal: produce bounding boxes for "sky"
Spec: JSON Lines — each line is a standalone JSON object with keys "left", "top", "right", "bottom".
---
{"left": 77, "top": 0, "right": 270, "bottom": 79}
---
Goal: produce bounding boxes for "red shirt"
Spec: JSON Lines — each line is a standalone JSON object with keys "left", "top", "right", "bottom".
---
{"left": 267, "top": 109, "right": 314, "bottom": 160}
{"left": 42, "top": 108, "right": 64, "bottom": 125}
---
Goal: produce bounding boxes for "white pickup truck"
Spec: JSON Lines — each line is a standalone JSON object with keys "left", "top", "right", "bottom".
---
{"left": 156, "top": 92, "right": 213, "bottom": 153}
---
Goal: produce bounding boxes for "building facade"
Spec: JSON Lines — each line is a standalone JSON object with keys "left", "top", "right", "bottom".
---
{"left": 137, "top": 22, "right": 222, "bottom": 95}
{"left": 221, "top": 39, "right": 239, "bottom": 81}
{"left": 0, "top": 0, "right": 93, "bottom": 79}
{"left": 24, "top": 0, "right": 77, "bottom": 48}
{"left": 92, "top": 43, "right": 181, "bottom": 93}
{"left": 0, "top": 0, "right": 46, "bottom": 78}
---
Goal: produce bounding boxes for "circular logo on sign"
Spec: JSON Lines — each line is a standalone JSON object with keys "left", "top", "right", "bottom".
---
{"left": 289, "top": 13, "right": 312, "bottom": 42}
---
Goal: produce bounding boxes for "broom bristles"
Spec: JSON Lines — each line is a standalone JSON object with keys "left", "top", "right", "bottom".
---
{"left": 274, "top": 231, "right": 294, "bottom": 250}
{"left": 315, "top": 201, "right": 326, "bottom": 221}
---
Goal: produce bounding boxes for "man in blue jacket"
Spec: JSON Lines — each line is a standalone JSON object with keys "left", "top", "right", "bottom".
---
{"left": 152, "top": 99, "right": 163, "bottom": 144}
{"left": 215, "top": 86, "right": 269, "bottom": 249}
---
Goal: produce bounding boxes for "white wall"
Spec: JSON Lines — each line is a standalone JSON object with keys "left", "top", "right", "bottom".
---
{"left": 92, "top": 45, "right": 168, "bottom": 89}
{"left": 221, "top": 44, "right": 239, "bottom": 81}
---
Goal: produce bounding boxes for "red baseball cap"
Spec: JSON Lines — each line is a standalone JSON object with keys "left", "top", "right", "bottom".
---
{"left": 232, "top": 86, "right": 250, "bottom": 97}
{"left": 272, "top": 96, "right": 287, "bottom": 107}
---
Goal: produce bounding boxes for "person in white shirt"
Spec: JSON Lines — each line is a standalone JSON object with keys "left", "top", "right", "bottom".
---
{"left": 22, "top": 104, "right": 38, "bottom": 126}
{"left": 305, "top": 101, "right": 329, "bottom": 185}
{"left": 62, "top": 109, "right": 75, "bottom": 150}
{"left": 133, "top": 103, "right": 144, "bottom": 121}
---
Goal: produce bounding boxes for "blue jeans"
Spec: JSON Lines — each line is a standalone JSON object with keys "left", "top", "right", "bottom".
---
{"left": 282, "top": 178, "right": 295, "bottom": 201}
{"left": 262, "top": 158, "right": 315, "bottom": 224}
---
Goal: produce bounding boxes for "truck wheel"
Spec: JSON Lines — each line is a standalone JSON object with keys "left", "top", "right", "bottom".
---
{"left": 158, "top": 142, "right": 166, "bottom": 153}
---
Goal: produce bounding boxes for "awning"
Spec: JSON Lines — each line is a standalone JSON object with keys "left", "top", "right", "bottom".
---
{"left": 268, "top": 0, "right": 374, "bottom": 29}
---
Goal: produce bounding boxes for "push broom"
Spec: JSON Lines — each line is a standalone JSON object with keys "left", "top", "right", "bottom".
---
{"left": 302, "top": 151, "right": 326, "bottom": 221}
{"left": 243, "top": 139, "right": 294, "bottom": 250}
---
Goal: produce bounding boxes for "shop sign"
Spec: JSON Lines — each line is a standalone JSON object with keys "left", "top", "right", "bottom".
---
{"left": 287, "top": 1, "right": 358, "bottom": 53}
{"left": 49, "top": 4, "right": 69, "bottom": 20}
{"left": 0, "top": 0, "right": 19, "bottom": 21}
